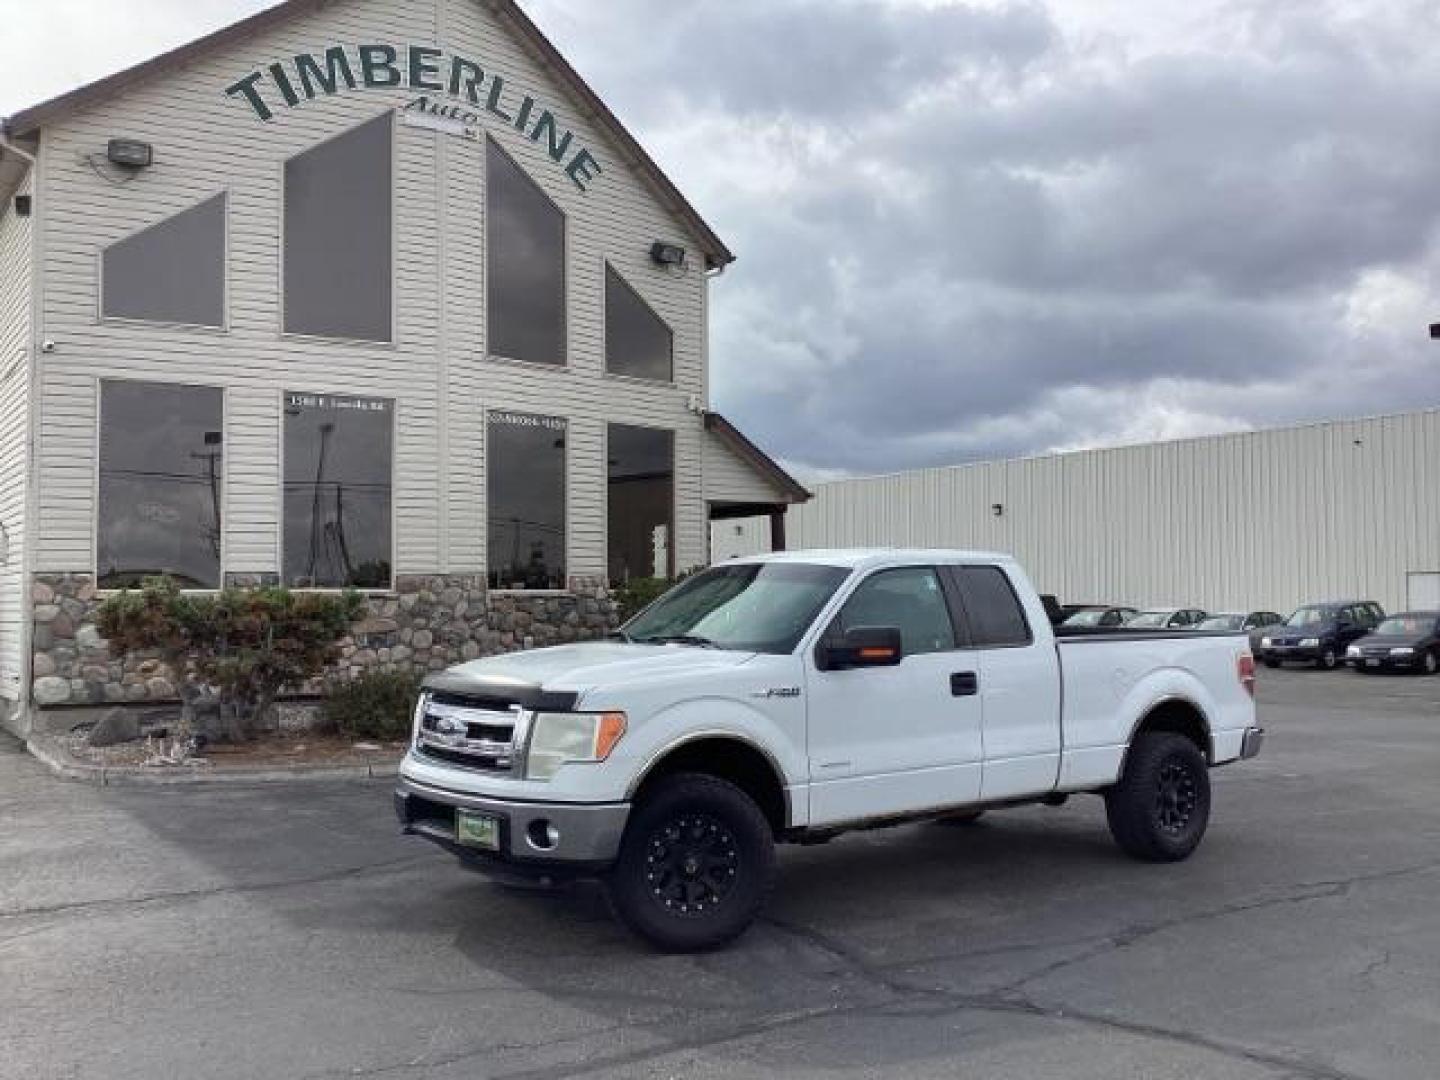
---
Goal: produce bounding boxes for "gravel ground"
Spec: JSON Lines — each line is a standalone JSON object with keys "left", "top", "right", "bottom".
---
{"left": 1, "top": 666, "right": 1437, "bottom": 1079}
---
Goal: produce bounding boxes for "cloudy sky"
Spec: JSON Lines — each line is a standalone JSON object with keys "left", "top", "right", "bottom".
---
{"left": 5, "top": 0, "right": 1440, "bottom": 479}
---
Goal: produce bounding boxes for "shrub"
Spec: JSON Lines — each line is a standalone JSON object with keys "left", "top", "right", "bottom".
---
{"left": 613, "top": 568, "right": 702, "bottom": 623}
{"left": 97, "top": 577, "right": 364, "bottom": 742}
{"left": 324, "top": 670, "right": 421, "bottom": 741}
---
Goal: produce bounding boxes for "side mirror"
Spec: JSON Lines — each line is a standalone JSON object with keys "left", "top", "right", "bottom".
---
{"left": 819, "top": 626, "right": 904, "bottom": 671}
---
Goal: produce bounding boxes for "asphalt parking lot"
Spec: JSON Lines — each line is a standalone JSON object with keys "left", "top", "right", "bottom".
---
{"left": 3, "top": 667, "right": 1438, "bottom": 1080}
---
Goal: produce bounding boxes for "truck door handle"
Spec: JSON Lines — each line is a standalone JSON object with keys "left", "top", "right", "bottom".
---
{"left": 950, "top": 671, "right": 979, "bottom": 697}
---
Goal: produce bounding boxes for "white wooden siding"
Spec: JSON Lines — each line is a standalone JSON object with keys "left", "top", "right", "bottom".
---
{"left": 32, "top": 0, "right": 714, "bottom": 581}
{"left": 786, "top": 410, "right": 1440, "bottom": 616}
{"left": 702, "top": 429, "right": 790, "bottom": 505}
{"left": 0, "top": 170, "right": 33, "bottom": 699}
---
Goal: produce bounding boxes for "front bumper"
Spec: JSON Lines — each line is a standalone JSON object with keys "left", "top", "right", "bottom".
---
{"left": 1261, "top": 644, "right": 1328, "bottom": 663}
{"left": 394, "top": 775, "right": 630, "bottom": 878}
{"left": 1348, "top": 654, "right": 1422, "bottom": 671}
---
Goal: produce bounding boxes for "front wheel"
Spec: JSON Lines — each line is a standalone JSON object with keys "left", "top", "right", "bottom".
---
{"left": 1105, "top": 733, "right": 1211, "bottom": 862}
{"left": 1317, "top": 648, "right": 1339, "bottom": 671}
{"left": 605, "top": 773, "right": 775, "bottom": 952}
{"left": 1422, "top": 650, "right": 1439, "bottom": 676}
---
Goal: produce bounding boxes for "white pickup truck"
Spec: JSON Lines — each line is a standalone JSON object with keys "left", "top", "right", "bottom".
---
{"left": 395, "top": 550, "right": 1263, "bottom": 950}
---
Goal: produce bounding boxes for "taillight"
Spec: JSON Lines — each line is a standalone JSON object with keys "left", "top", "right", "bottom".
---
{"left": 1238, "top": 653, "right": 1256, "bottom": 697}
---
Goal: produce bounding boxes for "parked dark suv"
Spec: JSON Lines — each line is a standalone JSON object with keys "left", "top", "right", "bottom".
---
{"left": 1259, "top": 600, "right": 1385, "bottom": 670}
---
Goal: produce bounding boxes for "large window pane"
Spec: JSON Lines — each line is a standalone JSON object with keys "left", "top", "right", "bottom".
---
{"left": 608, "top": 424, "right": 673, "bottom": 583}
{"left": 284, "top": 113, "right": 392, "bottom": 341}
{"left": 488, "top": 411, "right": 567, "bottom": 589}
{"left": 102, "top": 194, "right": 225, "bottom": 327}
{"left": 283, "top": 392, "right": 392, "bottom": 589}
{"left": 605, "top": 266, "right": 672, "bottom": 381}
{"left": 98, "top": 380, "right": 223, "bottom": 589}
{"left": 487, "top": 139, "right": 566, "bottom": 365}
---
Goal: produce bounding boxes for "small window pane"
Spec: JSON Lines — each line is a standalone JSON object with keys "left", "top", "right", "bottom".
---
{"left": 283, "top": 393, "right": 392, "bottom": 589}
{"left": 605, "top": 265, "right": 673, "bottom": 381}
{"left": 98, "top": 380, "right": 223, "bottom": 589}
{"left": 608, "top": 424, "right": 673, "bottom": 583}
{"left": 957, "top": 566, "right": 1032, "bottom": 647}
{"left": 284, "top": 113, "right": 393, "bottom": 341}
{"left": 487, "top": 139, "right": 566, "bottom": 365}
{"left": 488, "top": 411, "right": 567, "bottom": 589}
{"left": 835, "top": 568, "right": 955, "bottom": 656}
{"left": 102, "top": 194, "right": 225, "bottom": 327}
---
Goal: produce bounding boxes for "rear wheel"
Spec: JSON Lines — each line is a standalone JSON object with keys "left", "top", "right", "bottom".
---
{"left": 1105, "top": 732, "right": 1211, "bottom": 862}
{"left": 605, "top": 773, "right": 775, "bottom": 952}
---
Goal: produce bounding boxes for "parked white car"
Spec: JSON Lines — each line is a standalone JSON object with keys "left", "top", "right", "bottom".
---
{"left": 396, "top": 550, "right": 1262, "bottom": 950}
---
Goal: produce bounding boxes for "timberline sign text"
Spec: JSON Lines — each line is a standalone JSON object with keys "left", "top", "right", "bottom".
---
{"left": 223, "top": 44, "right": 603, "bottom": 191}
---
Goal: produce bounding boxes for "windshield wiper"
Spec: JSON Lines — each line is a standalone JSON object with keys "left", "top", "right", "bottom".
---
{"left": 607, "top": 629, "right": 634, "bottom": 643}
{"left": 637, "top": 633, "right": 722, "bottom": 649}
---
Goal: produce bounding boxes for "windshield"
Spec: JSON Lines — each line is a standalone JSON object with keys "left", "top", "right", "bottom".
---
{"left": 623, "top": 562, "right": 850, "bottom": 653}
{"left": 1197, "top": 615, "right": 1244, "bottom": 631}
{"left": 1376, "top": 617, "right": 1437, "bottom": 636}
{"left": 1286, "top": 607, "right": 1333, "bottom": 627}
{"left": 1126, "top": 611, "right": 1172, "bottom": 628}
{"left": 1061, "top": 609, "right": 1108, "bottom": 626}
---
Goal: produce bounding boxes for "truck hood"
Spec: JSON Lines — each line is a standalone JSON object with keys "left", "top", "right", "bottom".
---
{"left": 424, "top": 642, "right": 759, "bottom": 704}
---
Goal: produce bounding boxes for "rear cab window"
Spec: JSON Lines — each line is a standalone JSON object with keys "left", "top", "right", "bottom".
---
{"left": 948, "top": 565, "right": 1033, "bottom": 647}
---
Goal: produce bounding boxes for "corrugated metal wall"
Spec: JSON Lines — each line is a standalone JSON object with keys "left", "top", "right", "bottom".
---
{"left": 771, "top": 410, "right": 1440, "bottom": 615}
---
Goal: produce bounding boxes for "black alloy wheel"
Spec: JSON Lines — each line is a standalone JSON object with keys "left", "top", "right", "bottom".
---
{"left": 606, "top": 773, "right": 775, "bottom": 952}
{"left": 1105, "top": 732, "right": 1211, "bottom": 862}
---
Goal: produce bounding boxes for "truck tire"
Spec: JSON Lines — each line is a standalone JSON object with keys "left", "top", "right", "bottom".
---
{"left": 606, "top": 773, "right": 775, "bottom": 952}
{"left": 1105, "top": 732, "right": 1210, "bottom": 862}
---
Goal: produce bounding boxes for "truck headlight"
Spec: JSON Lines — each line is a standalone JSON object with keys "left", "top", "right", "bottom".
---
{"left": 1390, "top": 647, "right": 1415, "bottom": 656}
{"left": 525, "top": 711, "right": 627, "bottom": 780}
{"left": 1300, "top": 638, "right": 1320, "bottom": 648}
{"left": 1260, "top": 637, "right": 1272, "bottom": 648}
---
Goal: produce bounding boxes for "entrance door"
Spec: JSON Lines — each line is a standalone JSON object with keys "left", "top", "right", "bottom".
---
{"left": 1407, "top": 572, "right": 1440, "bottom": 611}
{"left": 805, "top": 566, "right": 984, "bottom": 826}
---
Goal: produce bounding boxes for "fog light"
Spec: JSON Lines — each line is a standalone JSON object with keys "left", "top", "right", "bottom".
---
{"left": 526, "top": 819, "right": 560, "bottom": 852}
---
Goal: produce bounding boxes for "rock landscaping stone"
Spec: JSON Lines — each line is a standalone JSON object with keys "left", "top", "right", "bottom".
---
{"left": 87, "top": 707, "right": 141, "bottom": 747}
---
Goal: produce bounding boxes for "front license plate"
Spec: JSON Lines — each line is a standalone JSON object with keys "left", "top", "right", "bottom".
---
{"left": 456, "top": 810, "right": 501, "bottom": 851}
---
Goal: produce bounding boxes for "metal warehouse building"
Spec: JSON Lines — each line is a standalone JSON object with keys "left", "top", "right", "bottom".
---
{"left": 0, "top": 0, "right": 809, "bottom": 737}
{"left": 714, "top": 409, "right": 1440, "bottom": 618}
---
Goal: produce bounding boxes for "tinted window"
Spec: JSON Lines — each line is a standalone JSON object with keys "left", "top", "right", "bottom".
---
{"left": 608, "top": 424, "right": 673, "bottom": 583}
{"left": 283, "top": 392, "right": 392, "bottom": 589}
{"left": 487, "top": 139, "right": 565, "bottom": 365}
{"left": 488, "top": 411, "right": 566, "bottom": 589}
{"left": 284, "top": 113, "right": 393, "bottom": 341}
{"left": 98, "top": 380, "right": 222, "bottom": 589}
{"left": 605, "top": 265, "right": 673, "bottom": 381}
{"left": 956, "top": 565, "right": 1032, "bottom": 646}
{"left": 834, "top": 568, "right": 955, "bottom": 656}
{"left": 102, "top": 194, "right": 225, "bottom": 327}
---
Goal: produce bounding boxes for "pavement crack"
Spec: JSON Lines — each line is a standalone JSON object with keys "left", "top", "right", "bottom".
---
{"left": 0, "top": 855, "right": 430, "bottom": 924}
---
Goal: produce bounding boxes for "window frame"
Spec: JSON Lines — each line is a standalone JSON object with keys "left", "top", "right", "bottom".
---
{"left": 602, "top": 260, "right": 675, "bottom": 385}
{"left": 96, "top": 192, "right": 231, "bottom": 334}
{"left": 485, "top": 408, "right": 571, "bottom": 594}
{"left": 278, "top": 111, "right": 398, "bottom": 348}
{"left": 943, "top": 564, "right": 1035, "bottom": 650}
{"left": 483, "top": 135, "right": 569, "bottom": 370}
{"left": 93, "top": 377, "right": 228, "bottom": 594}
{"left": 822, "top": 565, "right": 963, "bottom": 659}
{"left": 277, "top": 389, "right": 398, "bottom": 594}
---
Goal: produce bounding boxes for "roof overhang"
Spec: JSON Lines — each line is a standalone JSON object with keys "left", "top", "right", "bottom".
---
{"left": 3, "top": 0, "right": 735, "bottom": 269}
{"left": 0, "top": 132, "right": 37, "bottom": 207}
{"left": 703, "top": 411, "right": 811, "bottom": 504}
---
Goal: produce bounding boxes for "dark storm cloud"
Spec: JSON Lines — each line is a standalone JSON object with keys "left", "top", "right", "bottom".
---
{"left": 523, "top": 0, "right": 1440, "bottom": 475}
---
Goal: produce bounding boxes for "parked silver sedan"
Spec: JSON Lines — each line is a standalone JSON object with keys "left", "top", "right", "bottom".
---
{"left": 1195, "top": 611, "right": 1286, "bottom": 654}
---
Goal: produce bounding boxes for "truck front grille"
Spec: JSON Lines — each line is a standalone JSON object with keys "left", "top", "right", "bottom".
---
{"left": 415, "top": 693, "right": 527, "bottom": 773}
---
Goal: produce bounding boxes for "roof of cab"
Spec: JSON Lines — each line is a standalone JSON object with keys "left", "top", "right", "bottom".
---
{"left": 728, "top": 548, "right": 1016, "bottom": 571}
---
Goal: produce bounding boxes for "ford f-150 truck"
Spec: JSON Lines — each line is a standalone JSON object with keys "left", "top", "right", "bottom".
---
{"left": 395, "top": 550, "right": 1263, "bottom": 951}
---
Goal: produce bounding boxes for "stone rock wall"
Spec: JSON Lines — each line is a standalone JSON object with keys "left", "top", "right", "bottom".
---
{"left": 30, "top": 573, "right": 621, "bottom": 709}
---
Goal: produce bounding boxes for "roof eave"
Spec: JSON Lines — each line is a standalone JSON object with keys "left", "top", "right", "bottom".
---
{"left": 703, "top": 411, "right": 811, "bottom": 504}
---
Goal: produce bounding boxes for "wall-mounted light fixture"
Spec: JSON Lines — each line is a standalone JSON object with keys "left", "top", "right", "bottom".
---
{"left": 13, "top": 194, "right": 31, "bottom": 218}
{"left": 106, "top": 138, "right": 154, "bottom": 169}
{"left": 650, "top": 241, "right": 686, "bottom": 267}
{"left": 991, "top": 503, "right": 1005, "bottom": 517}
